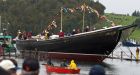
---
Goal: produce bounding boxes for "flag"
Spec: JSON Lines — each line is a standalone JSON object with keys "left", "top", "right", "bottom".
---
{"left": 69, "top": 8, "right": 75, "bottom": 13}
{"left": 89, "top": 7, "right": 100, "bottom": 17}
{"left": 111, "top": 21, "right": 115, "bottom": 26}
{"left": 100, "top": 15, "right": 107, "bottom": 20}
{"left": 63, "top": 8, "right": 68, "bottom": 13}
{"left": 81, "top": 3, "right": 86, "bottom": 11}
{"left": 93, "top": 9, "right": 100, "bottom": 17}
{"left": 51, "top": 20, "right": 57, "bottom": 28}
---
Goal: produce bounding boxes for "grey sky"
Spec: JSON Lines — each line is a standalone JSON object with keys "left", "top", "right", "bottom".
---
{"left": 98, "top": 0, "right": 140, "bottom": 15}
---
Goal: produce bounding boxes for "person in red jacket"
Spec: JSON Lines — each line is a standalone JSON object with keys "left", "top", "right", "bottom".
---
{"left": 58, "top": 30, "right": 64, "bottom": 38}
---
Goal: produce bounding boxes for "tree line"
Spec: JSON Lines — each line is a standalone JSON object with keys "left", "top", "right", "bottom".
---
{"left": 132, "top": 10, "right": 140, "bottom": 17}
{"left": 132, "top": 10, "right": 140, "bottom": 27}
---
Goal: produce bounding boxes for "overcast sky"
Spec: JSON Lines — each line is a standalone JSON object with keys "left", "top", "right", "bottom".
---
{"left": 98, "top": 0, "right": 140, "bottom": 15}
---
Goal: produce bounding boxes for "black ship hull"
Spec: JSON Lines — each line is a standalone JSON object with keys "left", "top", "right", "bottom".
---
{"left": 16, "top": 25, "right": 137, "bottom": 62}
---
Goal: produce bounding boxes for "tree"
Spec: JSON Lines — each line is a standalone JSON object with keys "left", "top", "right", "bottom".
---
{"left": 134, "top": 18, "right": 140, "bottom": 27}
{"left": 0, "top": 0, "right": 106, "bottom": 36}
{"left": 132, "top": 10, "right": 140, "bottom": 16}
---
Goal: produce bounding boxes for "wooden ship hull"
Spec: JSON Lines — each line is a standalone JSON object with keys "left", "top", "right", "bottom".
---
{"left": 16, "top": 25, "right": 137, "bottom": 62}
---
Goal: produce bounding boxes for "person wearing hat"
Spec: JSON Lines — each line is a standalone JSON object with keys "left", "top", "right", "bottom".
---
{"left": 0, "top": 67, "right": 11, "bottom": 75}
{"left": 68, "top": 60, "right": 77, "bottom": 70}
{"left": 0, "top": 59, "right": 17, "bottom": 75}
{"left": 60, "top": 59, "right": 68, "bottom": 67}
{"left": 21, "top": 58, "right": 40, "bottom": 75}
{"left": 89, "top": 65, "right": 105, "bottom": 75}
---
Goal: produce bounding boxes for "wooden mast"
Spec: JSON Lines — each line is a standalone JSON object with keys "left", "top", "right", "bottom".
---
{"left": 82, "top": 3, "right": 85, "bottom": 32}
{"left": 60, "top": 7, "right": 63, "bottom": 32}
{"left": 0, "top": 16, "right": 1, "bottom": 33}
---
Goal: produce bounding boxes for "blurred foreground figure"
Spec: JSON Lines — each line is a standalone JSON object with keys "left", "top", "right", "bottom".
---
{"left": 89, "top": 65, "right": 105, "bottom": 75}
{"left": 21, "top": 58, "right": 40, "bottom": 75}
{"left": 0, "top": 59, "right": 17, "bottom": 75}
{"left": 0, "top": 67, "right": 11, "bottom": 75}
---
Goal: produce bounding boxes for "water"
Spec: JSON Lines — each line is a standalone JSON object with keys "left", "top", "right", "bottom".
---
{"left": 103, "top": 46, "right": 140, "bottom": 75}
{"left": 15, "top": 46, "right": 140, "bottom": 75}
{"left": 104, "top": 58, "right": 140, "bottom": 75}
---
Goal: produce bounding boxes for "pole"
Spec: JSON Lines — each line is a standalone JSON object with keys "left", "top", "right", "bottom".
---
{"left": 82, "top": 3, "right": 85, "bottom": 32}
{"left": 130, "top": 52, "right": 132, "bottom": 61}
{"left": 60, "top": 7, "right": 63, "bottom": 32}
{"left": 3, "top": 0, "right": 6, "bottom": 29}
{"left": 0, "top": 16, "right": 1, "bottom": 33}
{"left": 121, "top": 51, "right": 123, "bottom": 61}
{"left": 112, "top": 52, "right": 113, "bottom": 59}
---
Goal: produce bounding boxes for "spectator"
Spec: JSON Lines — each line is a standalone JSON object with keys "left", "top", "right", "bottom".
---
{"left": 0, "top": 45, "right": 4, "bottom": 55}
{"left": 44, "top": 30, "right": 50, "bottom": 40}
{"left": 17, "top": 30, "right": 22, "bottom": 40}
{"left": 76, "top": 28, "right": 81, "bottom": 34}
{"left": 21, "top": 58, "right": 40, "bottom": 75}
{"left": 0, "top": 59, "right": 17, "bottom": 75}
{"left": 136, "top": 47, "right": 139, "bottom": 60}
{"left": 71, "top": 29, "right": 77, "bottom": 35}
{"left": 89, "top": 65, "right": 105, "bottom": 75}
{"left": 9, "top": 59, "right": 18, "bottom": 70}
{"left": 27, "top": 32, "right": 32, "bottom": 39}
{"left": 60, "top": 59, "right": 68, "bottom": 67}
{"left": 47, "top": 59, "right": 54, "bottom": 66}
{"left": 68, "top": 60, "right": 77, "bottom": 70}
{"left": 58, "top": 30, "right": 64, "bottom": 38}
{"left": 84, "top": 26, "right": 90, "bottom": 32}
{"left": 0, "top": 67, "right": 11, "bottom": 75}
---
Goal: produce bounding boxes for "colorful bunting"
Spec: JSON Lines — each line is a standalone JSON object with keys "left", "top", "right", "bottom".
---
{"left": 51, "top": 20, "right": 57, "bottom": 28}
{"left": 46, "top": 3, "right": 116, "bottom": 31}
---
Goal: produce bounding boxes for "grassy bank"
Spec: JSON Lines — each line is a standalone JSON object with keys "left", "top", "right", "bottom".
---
{"left": 105, "top": 13, "right": 140, "bottom": 41}
{"left": 105, "top": 13, "right": 138, "bottom": 25}
{"left": 130, "top": 28, "right": 140, "bottom": 41}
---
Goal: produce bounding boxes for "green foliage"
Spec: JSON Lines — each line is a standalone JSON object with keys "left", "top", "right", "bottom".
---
{"left": 102, "top": 13, "right": 140, "bottom": 41}
{"left": 133, "top": 17, "right": 140, "bottom": 27}
{"left": 130, "top": 28, "right": 140, "bottom": 41}
{"left": 132, "top": 10, "right": 140, "bottom": 17}
{"left": 105, "top": 13, "right": 137, "bottom": 25}
{"left": 0, "top": 0, "right": 105, "bottom": 36}
{"left": 131, "top": 17, "right": 140, "bottom": 41}
{"left": 91, "top": 1, "right": 105, "bottom": 15}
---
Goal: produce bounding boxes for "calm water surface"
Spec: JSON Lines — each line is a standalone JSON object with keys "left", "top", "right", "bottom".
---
{"left": 16, "top": 46, "right": 140, "bottom": 75}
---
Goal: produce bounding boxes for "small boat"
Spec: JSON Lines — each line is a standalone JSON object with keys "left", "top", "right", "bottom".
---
{"left": 0, "top": 35, "right": 16, "bottom": 53}
{"left": 44, "top": 64, "right": 80, "bottom": 74}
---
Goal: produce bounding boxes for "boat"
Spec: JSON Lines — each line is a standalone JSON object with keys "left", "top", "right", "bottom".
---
{"left": 16, "top": 24, "right": 137, "bottom": 62}
{"left": 122, "top": 40, "right": 140, "bottom": 47}
{"left": 15, "top": 5, "right": 138, "bottom": 62}
{"left": 44, "top": 64, "right": 80, "bottom": 74}
{"left": 0, "top": 35, "right": 16, "bottom": 53}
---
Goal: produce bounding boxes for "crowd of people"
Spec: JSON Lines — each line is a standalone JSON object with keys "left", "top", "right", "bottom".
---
{"left": 0, "top": 58, "right": 106, "bottom": 75}
{"left": 0, "top": 58, "right": 39, "bottom": 75}
{"left": 17, "top": 30, "right": 32, "bottom": 40}
{"left": 44, "top": 25, "right": 90, "bottom": 39}
{"left": 17, "top": 25, "right": 91, "bottom": 40}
